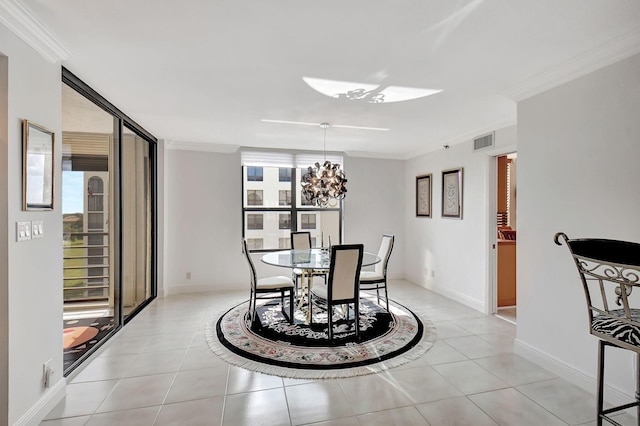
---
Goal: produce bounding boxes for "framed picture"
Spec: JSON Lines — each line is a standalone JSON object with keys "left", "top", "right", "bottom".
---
{"left": 23, "top": 120, "right": 55, "bottom": 211}
{"left": 442, "top": 167, "right": 463, "bottom": 219}
{"left": 416, "top": 174, "right": 432, "bottom": 217}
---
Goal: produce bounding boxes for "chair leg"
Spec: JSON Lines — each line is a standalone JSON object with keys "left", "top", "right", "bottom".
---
{"left": 636, "top": 352, "right": 640, "bottom": 423}
{"left": 597, "top": 340, "right": 606, "bottom": 426}
{"left": 328, "top": 304, "right": 333, "bottom": 341}
{"left": 289, "top": 290, "right": 294, "bottom": 324}
{"left": 355, "top": 300, "right": 360, "bottom": 341}
{"left": 384, "top": 284, "right": 389, "bottom": 312}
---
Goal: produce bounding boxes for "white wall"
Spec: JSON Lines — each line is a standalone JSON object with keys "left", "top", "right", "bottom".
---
{"left": 516, "top": 53, "right": 640, "bottom": 399}
{"left": 343, "top": 156, "right": 405, "bottom": 279}
{"left": 164, "top": 149, "right": 246, "bottom": 294}
{"left": 0, "top": 24, "right": 65, "bottom": 425}
{"left": 163, "top": 151, "right": 408, "bottom": 294}
{"left": 403, "top": 126, "right": 516, "bottom": 312}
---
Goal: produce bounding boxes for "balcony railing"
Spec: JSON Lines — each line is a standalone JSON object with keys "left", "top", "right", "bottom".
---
{"left": 63, "top": 231, "right": 109, "bottom": 304}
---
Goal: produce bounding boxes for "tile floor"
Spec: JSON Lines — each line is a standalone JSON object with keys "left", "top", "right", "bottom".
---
{"left": 42, "top": 280, "right": 635, "bottom": 425}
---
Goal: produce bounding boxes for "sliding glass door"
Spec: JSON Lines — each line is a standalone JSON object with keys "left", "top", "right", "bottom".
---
{"left": 61, "top": 68, "right": 156, "bottom": 374}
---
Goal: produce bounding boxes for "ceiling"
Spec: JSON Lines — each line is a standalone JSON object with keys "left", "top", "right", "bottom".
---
{"left": 11, "top": 0, "right": 640, "bottom": 159}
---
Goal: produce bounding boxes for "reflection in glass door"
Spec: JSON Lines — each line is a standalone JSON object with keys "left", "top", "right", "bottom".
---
{"left": 61, "top": 82, "right": 117, "bottom": 372}
{"left": 122, "top": 126, "right": 153, "bottom": 317}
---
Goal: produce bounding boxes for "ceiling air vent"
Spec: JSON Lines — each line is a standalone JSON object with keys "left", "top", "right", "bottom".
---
{"left": 473, "top": 132, "right": 494, "bottom": 151}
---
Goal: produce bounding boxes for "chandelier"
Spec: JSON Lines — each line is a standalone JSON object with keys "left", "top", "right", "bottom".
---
{"left": 300, "top": 123, "right": 347, "bottom": 207}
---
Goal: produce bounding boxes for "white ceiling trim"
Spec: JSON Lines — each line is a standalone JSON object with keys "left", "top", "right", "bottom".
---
{"left": 0, "top": 0, "right": 70, "bottom": 63}
{"left": 165, "top": 140, "right": 240, "bottom": 154}
{"left": 506, "top": 26, "right": 640, "bottom": 102}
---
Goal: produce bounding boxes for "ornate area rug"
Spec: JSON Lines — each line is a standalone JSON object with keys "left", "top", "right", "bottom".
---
{"left": 205, "top": 295, "right": 436, "bottom": 379}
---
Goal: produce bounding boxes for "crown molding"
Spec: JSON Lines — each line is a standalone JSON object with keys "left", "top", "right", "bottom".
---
{"left": 165, "top": 139, "right": 240, "bottom": 154}
{"left": 505, "top": 27, "right": 640, "bottom": 102}
{"left": 0, "top": 0, "right": 70, "bottom": 63}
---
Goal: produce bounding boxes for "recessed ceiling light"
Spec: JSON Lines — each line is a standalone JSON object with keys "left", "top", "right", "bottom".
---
{"left": 261, "top": 119, "right": 389, "bottom": 132}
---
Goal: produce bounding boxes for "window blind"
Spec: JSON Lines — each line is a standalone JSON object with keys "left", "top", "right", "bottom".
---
{"left": 241, "top": 148, "right": 344, "bottom": 168}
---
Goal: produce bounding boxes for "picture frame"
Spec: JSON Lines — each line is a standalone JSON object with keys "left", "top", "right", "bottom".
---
{"left": 416, "top": 174, "right": 432, "bottom": 217}
{"left": 23, "top": 120, "right": 55, "bottom": 211}
{"left": 441, "top": 167, "right": 463, "bottom": 219}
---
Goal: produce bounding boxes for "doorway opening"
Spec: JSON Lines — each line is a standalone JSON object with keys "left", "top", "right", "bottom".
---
{"left": 495, "top": 153, "right": 517, "bottom": 324}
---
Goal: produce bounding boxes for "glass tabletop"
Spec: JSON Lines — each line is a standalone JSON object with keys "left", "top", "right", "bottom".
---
{"left": 261, "top": 248, "right": 380, "bottom": 270}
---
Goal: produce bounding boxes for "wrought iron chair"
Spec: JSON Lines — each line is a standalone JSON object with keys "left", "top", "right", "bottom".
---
{"left": 242, "top": 238, "right": 294, "bottom": 327}
{"left": 309, "top": 244, "right": 364, "bottom": 341}
{"left": 359, "top": 234, "right": 394, "bottom": 311}
{"left": 555, "top": 232, "right": 640, "bottom": 426}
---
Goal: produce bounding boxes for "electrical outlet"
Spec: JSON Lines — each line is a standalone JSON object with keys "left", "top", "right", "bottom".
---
{"left": 43, "top": 359, "right": 53, "bottom": 388}
{"left": 431, "top": 270, "right": 435, "bottom": 278}
{"left": 186, "top": 272, "right": 192, "bottom": 279}
{"left": 424, "top": 268, "right": 428, "bottom": 276}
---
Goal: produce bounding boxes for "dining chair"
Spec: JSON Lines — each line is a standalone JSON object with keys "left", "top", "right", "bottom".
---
{"left": 242, "top": 238, "right": 294, "bottom": 327}
{"left": 555, "top": 232, "right": 640, "bottom": 426}
{"left": 359, "top": 234, "right": 394, "bottom": 311}
{"left": 309, "top": 244, "right": 364, "bottom": 341}
{"left": 290, "top": 231, "right": 326, "bottom": 293}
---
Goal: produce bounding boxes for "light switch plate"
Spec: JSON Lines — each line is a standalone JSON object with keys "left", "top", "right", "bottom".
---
{"left": 16, "top": 221, "right": 32, "bottom": 242}
{"left": 32, "top": 221, "right": 43, "bottom": 239}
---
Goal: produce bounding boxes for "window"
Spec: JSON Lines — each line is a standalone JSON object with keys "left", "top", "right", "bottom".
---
{"left": 87, "top": 212, "right": 104, "bottom": 230}
{"left": 88, "top": 195, "right": 103, "bottom": 212}
{"left": 279, "top": 168, "right": 291, "bottom": 182}
{"left": 247, "top": 238, "right": 263, "bottom": 250}
{"left": 279, "top": 213, "right": 291, "bottom": 229}
{"left": 279, "top": 238, "right": 290, "bottom": 249}
{"left": 247, "top": 166, "right": 263, "bottom": 181}
{"left": 279, "top": 190, "right": 291, "bottom": 206}
{"left": 247, "top": 214, "right": 263, "bottom": 230}
{"left": 301, "top": 213, "right": 316, "bottom": 229}
{"left": 242, "top": 165, "right": 342, "bottom": 250}
{"left": 247, "top": 190, "right": 263, "bottom": 206}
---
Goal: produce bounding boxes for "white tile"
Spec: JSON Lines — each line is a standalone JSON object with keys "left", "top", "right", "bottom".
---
{"left": 122, "top": 349, "right": 186, "bottom": 378}
{"left": 40, "top": 416, "right": 91, "bottom": 426}
{"left": 385, "top": 365, "right": 462, "bottom": 404}
{"left": 422, "top": 340, "right": 468, "bottom": 365}
{"left": 86, "top": 406, "right": 160, "bottom": 425}
{"left": 44, "top": 380, "right": 118, "bottom": 419}
{"left": 337, "top": 374, "right": 412, "bottom": 415}
{"left": 227, "top": 366, "right": 283, "bottom": 394}
{"left": 69, "top": 354, "right": 138, "bottom": 383}
{"left": 516, "top": 378, "right": 598, "bottom": 425}
{"left": 155, "top": 397, "right": 224, "bottom": 425}
{"left": 356, "top": 406, "right": 430, "bottom": 425}
{"left": 432, "top": 360, "right": 509, "bottom": 395}
{"left": 469, "top": 388, "right": 567, "bottom": 426}
{"left": 444, "top": 335, "right": 507, "bottom": 359}
{"left": 222, "top": 388, "right": 290, "bottom": 426}
{"left": 474, "top": 353, "right": 556, "bottom": 386}
{"left": 164, "top": 366, "right": 229, "bottom": 403}
{"left": 95, "top": 373, "right": 175, "bottom": 413}
{"left": 416, "top": 396, "right": 499, "bottom": 426}
{"left": 286, "top": 381, "right": 355, "bottom": 425}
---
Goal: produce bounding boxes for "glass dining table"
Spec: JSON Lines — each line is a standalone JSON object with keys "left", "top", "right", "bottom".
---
{"left": 261, "top": 248, "right": 381, "bottom": 322}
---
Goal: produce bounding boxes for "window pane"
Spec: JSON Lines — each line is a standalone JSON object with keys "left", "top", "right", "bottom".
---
{"left": 279, "top": 213, "right": 290, "bottom": 229}
{"left": 244, "top": 211, "right": 290, "bottom": 250}
{"left": 279, "top": 238, "right": 290, "bottom": 249}
{"left": 247, "top": 190, "right": 263, "bottom": 206}
{"left": 279, "top": 168, "right": 291, "bottom": 182}
{"left": 247, "top": 166, "right": 263, "bottom": 181}
{"left": 88, "top": 195, "right": 103, "bottom": 212}
{"left": 300, "top": 213, "right": 316, "bottom": 229}
{"left": 279, "top": 190, "right": 291, "bottom": 206}
{"left": 296, "top": 210, "right": 340, "bottom": 246}
{"left": 247, "top": 213, "right": 264, "bottom": 230}
{"left": 247, "top": 238, "right": 263, "bottom": 250}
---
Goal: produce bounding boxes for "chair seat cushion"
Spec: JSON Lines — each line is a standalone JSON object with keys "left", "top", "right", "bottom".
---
{"left": 359, "top": 271, "right": 384, "bottom": 282}
{"left": 310, "top": 284, "right": 328, "bottom": 300}
{"left": 592, "top": 309, "right": 640, "bottom": 347}
{"left": 256, "top": 276, "right": 294, "bottom": 290}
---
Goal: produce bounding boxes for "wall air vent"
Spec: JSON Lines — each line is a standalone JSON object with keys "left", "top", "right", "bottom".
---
{"left": 473, "top": 132, "right": 495, "bottom": 151}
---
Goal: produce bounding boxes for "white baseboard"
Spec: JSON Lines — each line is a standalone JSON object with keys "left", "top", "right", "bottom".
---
{"left": 421, "top": 282, "right": 486, "bottom": 313}
{"left": 163, "top": 282, "right": 243, "bottom": 297}
{"left": 514, "top": 338, "right": 633, "bottom": 407}
{"left": 13, "top": 378, "right": 66, "bottom": 426}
